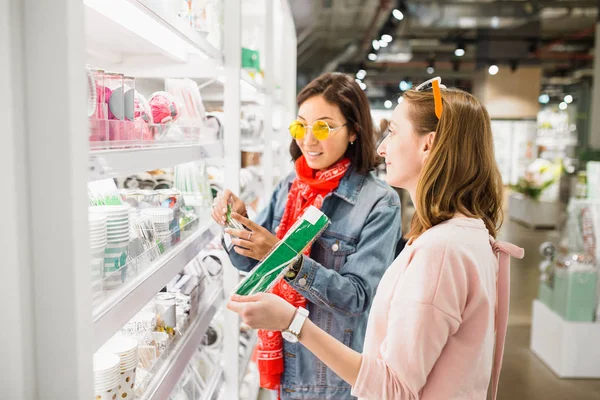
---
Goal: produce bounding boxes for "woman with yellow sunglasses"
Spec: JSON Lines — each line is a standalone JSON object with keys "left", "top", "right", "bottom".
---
{"left": 211, "top": 72, "right": 402, "bottom": 399}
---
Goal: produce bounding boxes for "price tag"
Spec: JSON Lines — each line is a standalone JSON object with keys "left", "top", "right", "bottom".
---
{"left": 89, "top": 156, "right": 111, "bottom": 180}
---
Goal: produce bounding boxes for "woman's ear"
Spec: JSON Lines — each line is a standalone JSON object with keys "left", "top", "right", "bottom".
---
{"left": 349, "top": 132, "right": 358, "bottom": 143}
{"left": 423, "top": 131, "right": 436, "bottom": 152}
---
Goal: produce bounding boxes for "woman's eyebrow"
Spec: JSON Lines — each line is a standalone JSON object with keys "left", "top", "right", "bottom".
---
{"left": 297, "top": 115, "right": 334, "bottom": 121}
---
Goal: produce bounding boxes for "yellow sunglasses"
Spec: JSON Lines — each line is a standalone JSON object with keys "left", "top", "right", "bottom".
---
{"left": 289, "top": 120, "right": 348, "bottom": 141}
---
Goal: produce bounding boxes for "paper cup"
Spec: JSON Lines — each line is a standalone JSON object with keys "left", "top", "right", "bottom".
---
{"left": 101, "top": 335, "right": 138, "bottom": 355}
{"left": 94, "top": 385, "right": 119, "bottom": 400}
{"left": 141, "top": 208, "right": 173, "bottom": 223}
{"left": 117, "top": 367, "right": 137, "bottom": 399}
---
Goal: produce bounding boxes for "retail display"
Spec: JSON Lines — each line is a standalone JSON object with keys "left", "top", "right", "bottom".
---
{"left": 537, "top": 198, "right": 600, "bottom": 323}
{"left": 235, "top": 206, "right": 330, "bottom": 296}
{"left": 8, "top": 1, "right": 296, "bottom": 399}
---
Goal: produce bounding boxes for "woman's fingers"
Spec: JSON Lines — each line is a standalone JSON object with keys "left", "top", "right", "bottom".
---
{"left": 233, "top": 246, "right": 254, "bottom": 258}
{"left": 232, "top": 212, "right": 261, "bottom": 231}
{"left": 224, "top": 228, "right": 252, "bottom": 240}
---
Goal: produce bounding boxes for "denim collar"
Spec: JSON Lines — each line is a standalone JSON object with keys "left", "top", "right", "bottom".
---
{"left": 287, "top": 166, "right": 366, "bottom": 205}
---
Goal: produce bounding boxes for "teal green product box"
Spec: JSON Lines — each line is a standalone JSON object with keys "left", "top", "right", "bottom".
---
{"left": 552, "top": 267, "right": 598, "bottom": 322}
{"left": 235, "top": 206, "right": 329, "bottom": 296}
{"left": 241, "top": 47, "right": 260, "bottom": 71}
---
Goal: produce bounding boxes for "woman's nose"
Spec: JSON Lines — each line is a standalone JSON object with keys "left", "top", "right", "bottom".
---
{"left": 303, "top": 128, "right": 319, "bottom": 146}
{"left": 377, "top": 137, "right": 387, "bottom": 157}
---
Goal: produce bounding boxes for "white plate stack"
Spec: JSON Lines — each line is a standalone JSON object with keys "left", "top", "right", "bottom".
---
{"left": 93, "top": 352, "right": 120, "bottom": 400}
{"left": 141, "top": 208, "right": 174, "bottom": 249}
{"left": 101, "top": 335, "right": 140, "bottom": 399}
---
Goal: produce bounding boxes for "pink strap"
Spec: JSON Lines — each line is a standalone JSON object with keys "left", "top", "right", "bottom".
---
{"left": 489, "top": 238, "right": 524, "bottom": 400}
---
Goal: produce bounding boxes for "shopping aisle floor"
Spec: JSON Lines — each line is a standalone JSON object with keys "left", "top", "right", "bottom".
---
{"left": 496, "top": 219, "right": 600, "bottom": 400}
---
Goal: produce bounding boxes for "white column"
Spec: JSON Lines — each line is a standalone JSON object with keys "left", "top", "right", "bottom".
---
{"left": 263, "top": 0, "right": 275, "bottom": 200}
{"left": 0, "top": 1, "right": 37, "bottom": 398}
{"left": 590, "top": 22, "right": 600, "bottom": 148}
{"left": 4, "top": 0, "right": 92, "bottom": 398}
{"left": 223, "top": 0, "right": 241, "bottom": 398}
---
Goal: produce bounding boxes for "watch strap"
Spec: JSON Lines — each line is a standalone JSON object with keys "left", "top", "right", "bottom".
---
{"left": 288, "top": 307, "right": 309, "bottom": 336}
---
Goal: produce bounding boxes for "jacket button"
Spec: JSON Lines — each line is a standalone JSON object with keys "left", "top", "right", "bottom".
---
{"left": 298, "top": 278, "right": 307, "bottom": 287}
{"left": 332, "top": 243, "right": 339, "bottom": 252}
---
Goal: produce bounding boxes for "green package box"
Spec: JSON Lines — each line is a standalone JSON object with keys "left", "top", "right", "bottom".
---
{"left": 235, "top": 206, "right": 330, "bottom": 296}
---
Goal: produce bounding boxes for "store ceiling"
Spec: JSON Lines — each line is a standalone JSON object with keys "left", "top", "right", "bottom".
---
{"left": 290, "top": 0, "right": 598, "bottom": 102}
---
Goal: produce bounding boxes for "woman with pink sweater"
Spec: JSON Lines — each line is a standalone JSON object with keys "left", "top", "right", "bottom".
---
{"left": 228, "top": 78, "right": 524, "bottom": 400}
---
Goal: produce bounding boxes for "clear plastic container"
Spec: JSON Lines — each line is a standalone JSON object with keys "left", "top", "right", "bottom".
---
{"left": 104, "top": 72, "right": 125, "bottom": 148}
{"left": 88, "top": 67, "right": 109, "bottom": 149}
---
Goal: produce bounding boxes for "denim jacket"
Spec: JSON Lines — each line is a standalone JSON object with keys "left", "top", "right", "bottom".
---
{"left": 227, "top": 166, "right": 401, "bottom": 399}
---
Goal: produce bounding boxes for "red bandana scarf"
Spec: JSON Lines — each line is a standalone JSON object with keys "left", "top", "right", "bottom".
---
{"left": 256, "top": 155, "right": 351, "bottom": 393}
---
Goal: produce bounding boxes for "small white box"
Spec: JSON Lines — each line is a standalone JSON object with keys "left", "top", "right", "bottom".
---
{"left": 530, "top": 299, "right": 600, "bottom": 378}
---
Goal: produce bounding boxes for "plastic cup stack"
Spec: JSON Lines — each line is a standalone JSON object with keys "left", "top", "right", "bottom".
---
{"left": 89, "top": 205, "right": 131, "bottom": 289}
{"left": 89, "top": 214, "right": 107, "bottom": 301}
{"left": 100, "top": 335, "right": 139, "bottom": 399}
{"left": 93, "top": 352, "right": 120, "bottom": 400}
{"left": 141, "top": 208, "right": 174, "bottom": 249}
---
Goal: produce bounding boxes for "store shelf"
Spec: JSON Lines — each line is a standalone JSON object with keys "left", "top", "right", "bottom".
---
{"left": 239, "top": 332, "right": 258, "bottom": 384}
{"left": 202, "top": 365, "right": 225, "bottom": 400}
{"left": 92, "top": 219, "right": 220, "bottom": 350}
{"left": 89, "top": 142, "right": 222, "bottom": 181}
{"left": 241, "top": 70, "right": 264, "bottom": 93}
{"left": 140, "top": 289, "right": 225, "bottom": 399}
{"left": 84, "top": 0, "right": 223, "bottom": 63}
{"left": 240, "top": 138, "right": 265, "bottom": 153}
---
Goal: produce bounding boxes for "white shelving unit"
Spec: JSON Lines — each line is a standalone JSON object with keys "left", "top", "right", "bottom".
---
{"left": 1, "top": 1, "right": 296, "bottom": 400}
{"left": 89, "top": 142, "right": 223, "bottom": 181}
{"left": 139, "top": 289, "right": 225, "bottom": 399}
{"left": 239, "top": 332, "right": 259, "bottom": 384}
{"left": 92, "top": 220, "right": 220, "bottom": 350}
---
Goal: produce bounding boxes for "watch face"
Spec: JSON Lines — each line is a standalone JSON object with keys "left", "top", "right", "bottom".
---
{"left": 282, "top": 331, "right": 299, "bottom": 343}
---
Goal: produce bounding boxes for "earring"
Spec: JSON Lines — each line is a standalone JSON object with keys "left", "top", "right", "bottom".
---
{"left": 350, "top": 141, "right": 354, "bottom": 145}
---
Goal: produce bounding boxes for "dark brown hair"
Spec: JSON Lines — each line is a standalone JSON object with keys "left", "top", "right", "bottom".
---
{"left": 404, "top": 88, "right": 504, "bottom": 238}
{"left": 290, "top": 72, "right": 378, "bottom": 174}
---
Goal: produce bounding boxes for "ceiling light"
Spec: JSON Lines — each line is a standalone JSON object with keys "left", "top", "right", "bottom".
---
{"left": 372, "top": 40, "right": 380, "bottom": 50}
{"left": 399, "top": 80, "right": 410, "bottom": 91}
{"left": 392, "top": 9, "right": 404, "bottom": 21}
{"left": 559, "top": 101, "right": 568, "bottom": 110}
{"left": 398, "top": 96, "right": 404, "bottom": 104}
{"left": 379, "top": 40, "right": 388, "bottom": 48}
{"left": 488, "top": 65, "right": 499, "bottom": 75}
{"left": 564, "top": 95, "right": 573, "bottom": 104}
{"left": 382, "top": 34, "right": 393, "bottom": 43}
{"left": 356, "top": 69, "right": 367, "bottom": 80}
{"left": 427, "top": 66, "right": 434, "bottom": 74}
{"left": 454, "top": 48, "right": 465, "bottom": 57}
{"left": 359, "top": 82, "right": 367, "bottom": 91}
{"left": 538, "top": 94, "right": 550, "bottom": 104}
{"left": 368, "top": 53, "right": 377, "bottom": 61}
{"left": 384, "top": 100, "right": 393, "bottom": 109}
{"left": 355, "top": 78, "right": 362, "bottom": 84}
{"left": 491, "top": 16, "right": 500, "bottom": 29}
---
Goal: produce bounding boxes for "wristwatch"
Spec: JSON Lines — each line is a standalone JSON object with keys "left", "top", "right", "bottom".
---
{"left": 284, "top": 256, "right": 303, "bottom": 280}
{"left": 282, "top": 306, "right": 309, "bottom": 343}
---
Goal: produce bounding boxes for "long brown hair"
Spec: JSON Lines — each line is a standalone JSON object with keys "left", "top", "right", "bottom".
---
{"left": 404, "top": 88, "right": 504, "bottom": 238}
{"left": 291, "top": 72, "right": 378, "bottom": 174}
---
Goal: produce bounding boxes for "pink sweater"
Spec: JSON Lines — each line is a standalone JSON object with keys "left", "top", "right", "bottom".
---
{"left": 352, "top": 217, "right": 524, "bottom": 400}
